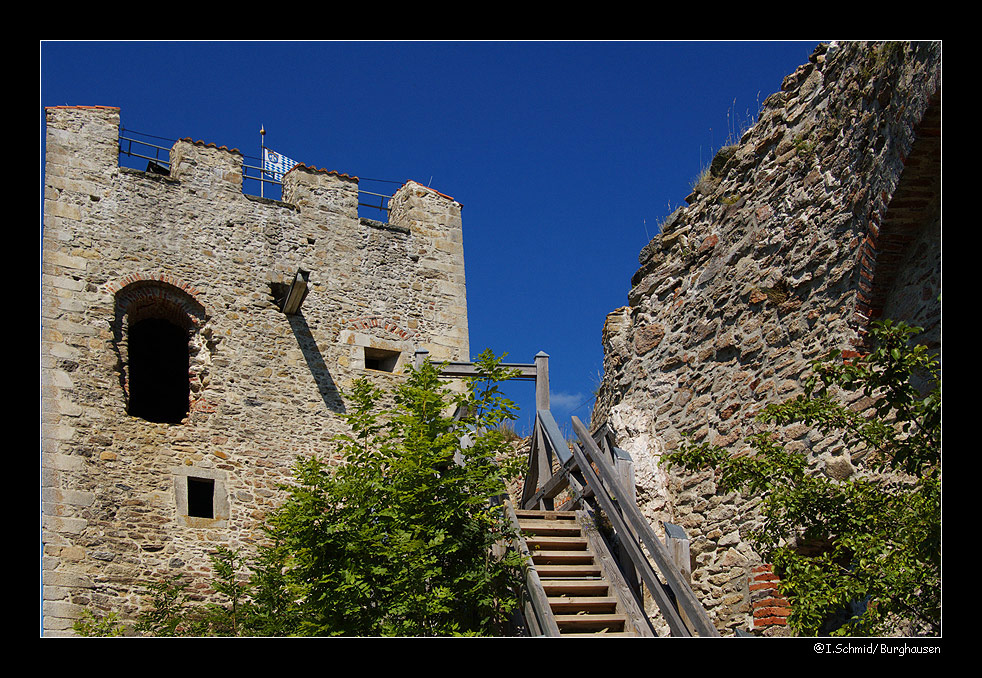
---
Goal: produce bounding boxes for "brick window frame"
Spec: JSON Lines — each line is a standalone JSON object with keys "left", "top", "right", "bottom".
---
{"left": 108, "top": 276, "right": 212, "bottom": 422}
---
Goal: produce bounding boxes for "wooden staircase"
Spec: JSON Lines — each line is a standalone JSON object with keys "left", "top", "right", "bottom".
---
{"left": 516, "top": 508, "right": 652, "bottom": 636}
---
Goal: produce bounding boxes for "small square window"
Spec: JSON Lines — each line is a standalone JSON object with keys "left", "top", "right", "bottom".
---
{"left": 186, "top": 477, "right": 215, "bottom": 519}
{"left": 173, "top": 467, "right": 227, "bottom": 527}
{"left": 364, "top": 347, "right": 400, "bottom": 373}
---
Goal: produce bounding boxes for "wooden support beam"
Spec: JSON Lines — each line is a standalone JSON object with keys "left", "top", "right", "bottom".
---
{"left": 281, "top": 268, "right": 309, "bottom": 314}
{"left": 437, "top": 361, "right": 537, "bottom": 379}
{"left": 414, "top": 350, "right": 539, "bottom": 380}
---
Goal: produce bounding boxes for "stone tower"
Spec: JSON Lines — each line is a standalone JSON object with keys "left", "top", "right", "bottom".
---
{"left": 41, "top": 105, "right": 470, "bottom": 635}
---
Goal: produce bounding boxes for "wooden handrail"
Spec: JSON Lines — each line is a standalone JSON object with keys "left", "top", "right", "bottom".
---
{"left": 569, "top": 416, "right": 719, "bottom": 637}
{"left": 519, "top": 408, "right": 586, "bottom": 510}
{"left": 497, "top": 497, "right": 562, "bottom": 637}
{"left": 429, "top": 352, "right": 717, "bottom": 636}
{"left": 519, "top": 409, "right": 719, "bottom": 637}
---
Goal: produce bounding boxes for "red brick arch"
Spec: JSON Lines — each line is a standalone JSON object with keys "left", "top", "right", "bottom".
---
{"left": 107, "top": 273, "right": 208, "bottom": 326}
{"left": 749, "top": 565, "right": 791, "bottom": 632}
{"left": 342, "top": 315, "right": 417, "bottom": 340}
{"left": 854, "top": 89, "right": 941, "bottom": 346}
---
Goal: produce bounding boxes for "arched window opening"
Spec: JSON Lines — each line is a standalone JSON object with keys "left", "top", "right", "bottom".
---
{"left": 128, "top": 317, "right": 190, "bottom": 423}
{"left": 111, "top": 278, "right": 209, "bottom": 424}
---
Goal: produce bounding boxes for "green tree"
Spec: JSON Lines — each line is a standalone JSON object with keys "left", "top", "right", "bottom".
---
{"left": 201, "top": 547, "right": 254, "bottom": 635}
{"left": 254, "top": 349, "right": 526, "bottom": 636}
{"left": 664, "top": 320, "right": 940, "bottom": 636}
{"left": 72, "top": 609, "right": 126, "bottom": 637}
{"left": 75, "top": 351, "right": 526, "bottom": 637}
{"left": 133, "top": 573, "right": 210, "bottom": 637}
{"left": 124, "top": 547, "right": 257, "bottom": 636}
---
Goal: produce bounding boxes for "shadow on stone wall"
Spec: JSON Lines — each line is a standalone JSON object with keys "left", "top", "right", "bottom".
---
{"left": 287, "top": 312, "right": 345, "bottom": 414}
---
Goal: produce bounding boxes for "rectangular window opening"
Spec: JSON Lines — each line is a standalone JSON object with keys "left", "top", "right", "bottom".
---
{"left": 364, "top": 347, "right": 400, "bottom": 373}
{"left": 187, "top": 477, "right": 215, "bottom": 519}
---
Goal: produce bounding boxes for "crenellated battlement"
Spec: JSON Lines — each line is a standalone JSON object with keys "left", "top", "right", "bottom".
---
{"left": 46, "top": 105, "right": 463, "bottom": 229}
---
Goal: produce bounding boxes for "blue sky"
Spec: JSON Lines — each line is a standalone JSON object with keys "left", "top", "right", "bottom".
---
{"left": 41, "top": 40, "right": 820, "bottom": 434}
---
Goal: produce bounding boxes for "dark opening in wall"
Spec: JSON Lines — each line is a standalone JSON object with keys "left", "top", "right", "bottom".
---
{"left": 128, "top": 317, "right": 190, "bottom": 423}
{"left": 186, "top": 477, "right": 215, "bottom": 519}
{"left": 364, "top": 347, "right": 400, "bottom": 373}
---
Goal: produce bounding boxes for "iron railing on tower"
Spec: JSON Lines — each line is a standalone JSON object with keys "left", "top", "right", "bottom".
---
{"left": 118, "top": 127, "right": 396, "bottom": 222}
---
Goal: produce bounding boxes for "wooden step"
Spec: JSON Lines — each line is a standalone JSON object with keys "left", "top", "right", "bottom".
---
{"left": 516, "top": 511, "right": 580, "bottom": 530}
{"left": 553, "top": 613, "right": 630, "bottom": 634}
{"left": 524, "top": 534, "right": 589, "bottom": 551}
{"left": 518, "top": 509, "right": 639, "bottom": 636}
{"left": 518, "top": 519, "right": 583, "bottom": 537}
{"left": 548, "top": 596, "right": 619, "bottom": 614}
{"left": 541, "top": 579, "right": 610, "bottom": 597}
{"left": 531, "top": 550, "right": 595, "bottom": 566}
{"left": 514, "top": 509, "right": 578, "bottom": 519}
{"left": 535, "top": 563, "right": 604, "bottom": 578}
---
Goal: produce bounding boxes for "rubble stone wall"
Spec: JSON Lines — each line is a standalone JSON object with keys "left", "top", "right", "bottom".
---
{"left": 591, "top": 41, "right": 941, "bottom": 636}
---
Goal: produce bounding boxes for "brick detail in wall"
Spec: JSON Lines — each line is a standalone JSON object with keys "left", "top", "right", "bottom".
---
{"left": 106, "top": 271, "right": 203, "bottom": 301}
{"left": 749, "top": 565, "right": 791, "bottom": 629}
{"left": 343, "top": 316, "right": 417, "bottom": 340}
{"left": 854, "top": 88, "right": 940, "bottom": 344}
{"left": 109, "top": 275, "right": 209, "bottom": 331}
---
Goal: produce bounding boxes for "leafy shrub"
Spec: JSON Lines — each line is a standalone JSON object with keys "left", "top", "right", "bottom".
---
{"left": 115, "top": 350, "right": 525, "bottom": 637}
{"left": 664, "top": 321, "right": 940, "bottom": 636}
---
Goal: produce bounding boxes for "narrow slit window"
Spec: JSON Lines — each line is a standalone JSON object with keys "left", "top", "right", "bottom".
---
{"left": 364, "top": 347, "right": 400, "bottom": 373}
{"left": 186, "top": 477, "right": 215, "bottom": 519}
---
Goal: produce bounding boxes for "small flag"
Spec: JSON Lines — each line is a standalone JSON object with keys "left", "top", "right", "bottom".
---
{"left": 263, "top": 147, "right": 299, "bottom": 182}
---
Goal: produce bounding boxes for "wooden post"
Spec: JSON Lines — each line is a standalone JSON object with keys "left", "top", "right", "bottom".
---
{"left": 663, "top": 522, "right": 692, "bottom": 582}
{"left": 535, "top": 351, "right": 550, "bottom": 412}
{"left": 664, "top": 521, "right": 693, "bottom": 632}
{"left": 613, "top": 446, "right": 640, "bottom": 594}
{"left": 534, "top": 351, "right": 552, "bottom": 509}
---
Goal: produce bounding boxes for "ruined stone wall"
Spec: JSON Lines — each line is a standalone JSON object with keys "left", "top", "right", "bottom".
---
{"left": 591, "top": 41, "right": 941, "bottom": 636}
{"left": 41, "top": 106, "right": 469, "bottom": 635}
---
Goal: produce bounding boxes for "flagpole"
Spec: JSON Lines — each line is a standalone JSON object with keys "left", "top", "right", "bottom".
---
{"left": 260, "top": 124, "right": 266, "bottom": 198}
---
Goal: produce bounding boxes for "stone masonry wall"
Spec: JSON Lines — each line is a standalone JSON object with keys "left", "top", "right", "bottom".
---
{"left": 591, "top": 42, "right": 941, "bottom": 636}
{"left": 41, "top": 106, "right": 470, "bottom": 635}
